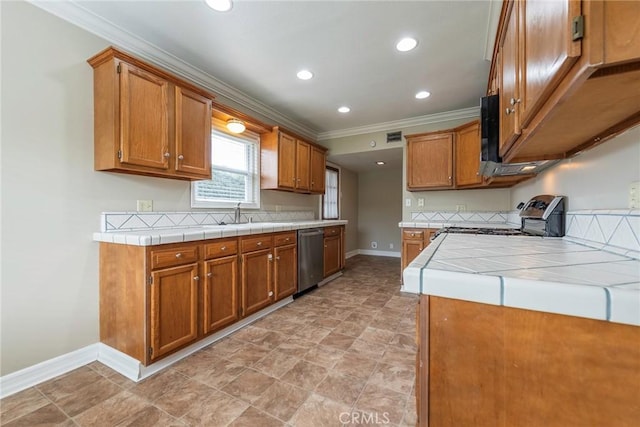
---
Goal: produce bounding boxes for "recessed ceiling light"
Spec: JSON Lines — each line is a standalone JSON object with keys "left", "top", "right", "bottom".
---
{"left": 415, "top": 91, "right": 431, "bottom": 99}
{"left": 297, "top": 70, "right": 313, "bottom": 80}
{"left": 338, "top": 106, "right": 351, "bottom": 113}
{"left": 205, "top": 0, "right": 232, "bottom": 12}
{"left": 376, "top": 161, "right": 386, "bottom": 166}
{"left": 396, "top": 37, "right": 418, "bottom": 52}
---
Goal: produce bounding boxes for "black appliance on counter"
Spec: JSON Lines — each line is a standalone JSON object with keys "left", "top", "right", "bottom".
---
{"left": 479, "top": 95, "right": 559, "bottom": 177}
{"left": 434, "top": 195, "right": 566, "bottom": 239}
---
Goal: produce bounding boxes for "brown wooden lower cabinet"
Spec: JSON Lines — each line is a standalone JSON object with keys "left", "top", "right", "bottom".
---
{"left": 240, "top": 246, "right": 273, "bottom": 317}
{"left": 274, "top": 244, "right": 297, "bottom": 300}
{"left": 401, "top": 228, "right": 438, "bottom": 272}
{"left": 416, "top": 295, "right": 640, "bottom": 426}
{"left": 203, "top": 254, "right": 239, "bottom": 334}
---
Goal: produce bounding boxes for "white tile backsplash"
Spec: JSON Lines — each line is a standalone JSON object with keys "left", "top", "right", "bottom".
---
{"left": 565, "top": 210, "right": 640, "bottom": 258}
{"left": 410, "top": 211, "right": 508, "bottom": 223}
{"left": 101, "top": 210, "right": 316, "bottom": 232}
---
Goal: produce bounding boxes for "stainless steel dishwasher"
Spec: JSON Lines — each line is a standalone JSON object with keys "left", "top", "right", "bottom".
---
{"left": 297, "top": 228, "right": 324, "bottom": 293}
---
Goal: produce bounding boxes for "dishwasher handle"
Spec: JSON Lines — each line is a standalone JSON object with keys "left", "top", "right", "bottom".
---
{"left": 298, "top": 229, "right": 324, "bottom": 237}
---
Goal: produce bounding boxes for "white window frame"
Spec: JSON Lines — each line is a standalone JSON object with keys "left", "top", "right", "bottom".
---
{"left": 323, "top": 164, "right": 340, "bottom": 220}
{"left": 191, "top": 120, "right": 261, "bottom": 209}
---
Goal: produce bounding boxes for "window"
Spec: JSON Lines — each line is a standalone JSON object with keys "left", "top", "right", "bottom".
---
{"left": 323, "top": 166, "right": 339, "bottom": 219}
{"left": 191, "top": 122, "right": 260, "bottom": 209}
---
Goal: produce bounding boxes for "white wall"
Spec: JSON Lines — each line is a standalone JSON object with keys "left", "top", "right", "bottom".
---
{"left": 0, "top": 1, "right": 314, "bottom": 376}
{"left": 511, "top": 125, "right": 640, "bottom": 210}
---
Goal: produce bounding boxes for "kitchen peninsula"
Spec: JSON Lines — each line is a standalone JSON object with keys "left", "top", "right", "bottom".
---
{"left": 403, "top": 231, "right": 640, "bottom": 426}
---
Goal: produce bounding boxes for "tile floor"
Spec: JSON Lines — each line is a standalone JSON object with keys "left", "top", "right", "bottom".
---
{"left": 0, "top": 255, "right": 418, "bottom": 426}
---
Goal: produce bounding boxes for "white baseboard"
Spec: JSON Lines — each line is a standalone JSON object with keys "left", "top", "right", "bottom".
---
{"left": 346, "top": 249, "right": 401, "bottom": 258}
{"left": 355, "top": 249, "right": 401, "bottom": 258}
{"left": 0, "top": 344, "right": 99, "bottom": 399}
{"left": 1, "top": 297, "right": 295, "bottom": 395}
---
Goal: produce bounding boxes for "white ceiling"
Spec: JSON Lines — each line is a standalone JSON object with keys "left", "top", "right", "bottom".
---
{"left": 42, "top": 0, "right": 500, "bottom": 171}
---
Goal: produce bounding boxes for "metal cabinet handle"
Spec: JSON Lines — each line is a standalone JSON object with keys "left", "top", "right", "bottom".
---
{"left": 178, "top": 154, "right": 184, "bottom": 160}
{"left": 164, "top": 152, "right": 170, "bottom": 158}
{"left": 207, "top": 272, "right": 212, "bottom": 278}
{"left": 194, "top": 276, "right": 200, "bottom": 281}
{"left": 175, "top": 253, "right": 182, "bottom": 258}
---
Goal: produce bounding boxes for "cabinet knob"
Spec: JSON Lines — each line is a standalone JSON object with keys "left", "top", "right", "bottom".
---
{"left": 410, "top": 233, "right": 415, "bottom": 237}
{"left": 194, "top": 276, "right": 200, "bottom": 281}
{"left": 164, "top": 152, "right": 171, "bottom": 158}
{"left": 256, "top": 241, "right": 262, "bottom": 246}
{"left": 285, "top": 238, "right": 290, "bottom": 241}
{"left": 207, "top": 272, "right": 212, "bottom": 277}
{"left": 276, "top": 256, "right": 280, "bottom": 260}
{"left": 178, "top": 154, "right": 184, "bottom": 160}
{"left": 268, "top": 291, "right": 274, "bottom": 297}
{"left": 448, "top": 176, "right": 452, "bottom": 180}
{"left": 510, "top": 98, "right": 521, "bottom": 106}
{"left": 221, "top": 246, "right": 227, "bottom": 251}
{"left": 175, "top": 253, "right": 182, "bottom": 258}
{"left": 505, "top": 108, "right": 515, "bottom": 115}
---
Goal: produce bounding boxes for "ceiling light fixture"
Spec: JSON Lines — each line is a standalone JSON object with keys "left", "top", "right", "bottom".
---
{"left": 205, "top": 0, "right": 232, "bottom": 12}
{"left": 297, "top": 70, "right": 313, "bottom": 80}
{"left": 338, "top": 106, "right": 351, "bottom": 113}
{"left": 226, "top": 118, "right": 245, "bottom": 133}
{"left": 396, "top": 37, "right": 418, "bottom": 52}
{"left": 415, "top": 91, "right": 431, "bottom": 99}
{"left": 376, "top": 161, "right": 386, "bottom": 166}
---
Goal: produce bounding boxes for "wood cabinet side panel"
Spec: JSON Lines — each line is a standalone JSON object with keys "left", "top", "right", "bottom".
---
{"left": 428, "top": 297, "right": 506, "bottom": 426}
{"left": 417, "top": 296, "right": 429, "bottom": 427}
{"left": 603, "top": 0, "right": 640, "bottom": 65}
{"left": 93, "top": 60, "right": 118, "bottom": 171}
{"left": 260, "top": 131, "right": 279, "bottom": 189}
{"left": 504, "top": 307, "right": 640, "bottom": 426}
{"left": 99, "top": 243, "right": 147, "bottom": 361}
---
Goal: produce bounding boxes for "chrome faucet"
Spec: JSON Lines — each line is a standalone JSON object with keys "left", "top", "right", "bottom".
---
{"left": 234, "top": 202, "right": 241, "bottom": 224}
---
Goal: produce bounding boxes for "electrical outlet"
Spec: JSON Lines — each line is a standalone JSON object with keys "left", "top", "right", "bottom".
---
{"left": 630, "top": 181, "right": 640, "bottom": 209}
{"left": 389, "top": 243, "right": 394, "bottom": 249}
{"left": 456, "top": 204, "right": 466, "bottom": 212}
{"left": 418, "top": 198, "right": 424, "bottom": 207}
{"left": 371, "top": 241, "right": 378, "bottom": 249}
{"left": 137, "top": 200, "right": 153, "bottom": 212}
{"left": 405, "top": 198, "right": 412, "bottom": 207}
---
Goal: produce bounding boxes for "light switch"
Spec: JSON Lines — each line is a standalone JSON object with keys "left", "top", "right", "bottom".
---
{"left": 405, "top": 198, "right": 412, "bottom": 207}
{"left": 418, "top": 198, "right": 424, "bottom": 207}
{"left": 137, "top": 200, "right": 153, "bottom": 212}
{"left": 630, "top": 182, "right": 640, "bottom": 209}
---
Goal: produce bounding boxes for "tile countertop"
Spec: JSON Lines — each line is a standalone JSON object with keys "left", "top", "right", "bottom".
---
{"left": 93, "top": 220, "right": 348, "bottom": 246}
{"left": 402, "top": 233, "right": 640, "bottom": 326}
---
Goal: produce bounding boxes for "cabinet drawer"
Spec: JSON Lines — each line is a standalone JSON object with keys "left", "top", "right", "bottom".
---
{"left": 403, "top": 230, "right": 425, "bottom": 241}
{"left": 150, "top": 245, "right": 199, "bottom": 270}
{"left": 241, "top": 235, "right": 273, "bottom": 252}
{"left": 204, "top": 238, "right": 238, "bottom": 259}
{"left": 324, "top": 226, "right": 341, "bottom": 237}
{"left": 274, "top": 232, "right": 296, "bottom": 247}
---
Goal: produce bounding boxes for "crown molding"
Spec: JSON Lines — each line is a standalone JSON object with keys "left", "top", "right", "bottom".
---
{"left": 317, "top": 107, "right": 480, "bottom": 141}
{"left": 484, "top": 0, "right": 502, "bottom": 61}
{"left": 27, "top": 0, "right": 318, "bottom": 140}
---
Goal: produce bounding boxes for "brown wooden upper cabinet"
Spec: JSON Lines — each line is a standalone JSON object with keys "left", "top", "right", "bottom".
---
{"left": 261, "top": 127, "right": 327, "bottom": 194}
{"left": 406, "top": 120, "right": 528, "bottom": 191}
{"left": 490, "top": 0, "right": 640, "bottom": 163}
{"left": 88, "top": 47, "right": 214, "bottom": 180}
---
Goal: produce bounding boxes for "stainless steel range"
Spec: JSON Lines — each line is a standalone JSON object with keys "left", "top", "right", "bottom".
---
{"left": 434, "top": 195, "right": 566, "bottom": 239}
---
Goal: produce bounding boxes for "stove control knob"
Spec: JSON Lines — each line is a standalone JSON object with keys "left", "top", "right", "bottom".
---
{"left": 534, "top": 201, "right": 548, "bottom": 210}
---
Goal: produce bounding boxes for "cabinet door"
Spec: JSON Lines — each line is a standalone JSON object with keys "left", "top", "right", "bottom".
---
{"left": 295, "top": 140, "right": 311, "bottom": 192}
{"left": 203, "top": 255, "right": 239, "bottom": 334}
{"left": 277, "top": 133, "right": 296, "bottom": 189}
{"left": 402, "top": 240, "right": 425, "bottom": 271}
{"left": 310, "top": 146, "right": 326, "bottom": 194}
{"left": 119, "top": 62, "right": 170, "bottom": 170}
{"left": 323, "top": 235, "right": 341, "bottom": 277}
{"left": 499, "top": 1, "right": 520, "bottom": 155}
{"left": 407, "top": 133, "right": 453, "bottom": 190}
{"left": 241, "top": 249, "right": 273, "bottom": 316}
{"left": 519, "top": 0, "right": 581, "bottom": 128}
{"left": 149, "top": 263, "right": 198, "bottom": 360}
{"left": 274, "top": 244, "right": 297, "bottom": 300}
{"left": 454, "top": 121, "right": 483, "bottom": 187}
{"left": 175, "top": 87, "right": 212, "bottom": 178}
